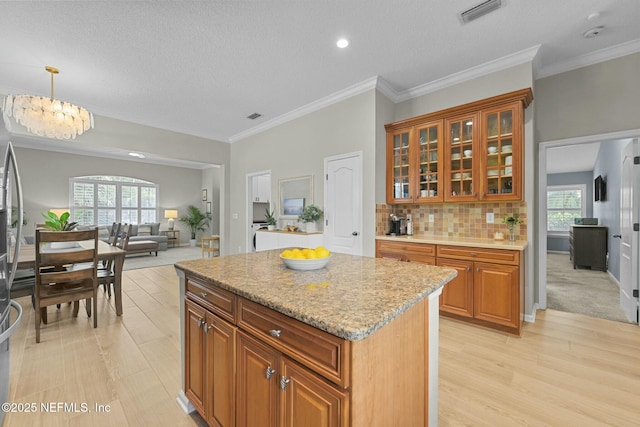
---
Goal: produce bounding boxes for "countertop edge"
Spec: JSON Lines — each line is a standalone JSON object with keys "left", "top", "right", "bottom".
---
{"left": 376, "top": 235, "right": 528, "bottom": 251}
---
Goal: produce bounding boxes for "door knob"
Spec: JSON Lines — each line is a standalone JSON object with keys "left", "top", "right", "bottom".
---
{"left": 352, "top": 231, "right": 359, "bottom": 236}
{"left": 613, "top": 234, "right": 622, "bottom": 239}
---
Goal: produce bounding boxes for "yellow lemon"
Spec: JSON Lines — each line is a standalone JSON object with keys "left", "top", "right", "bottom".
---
{"left": 301, "top": 248, "right": 312, "bottom": 257}
{"left": 281, "top": 250, "right": 293, "bottom": 258}
{"left": 291, "top": 248, "right": 301, "bottom": 255}
{"left": 315, "top": 248, "right": 330, "bottom": 258}
{"left": 305, "top": 251, "right": 317, "bottom": 259}
{"left": 292, "top": 253, "right": 305, "bottom": 259}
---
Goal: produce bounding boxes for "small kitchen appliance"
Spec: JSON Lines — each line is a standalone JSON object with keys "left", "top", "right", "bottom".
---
{"left": 389, "top": 214, "right": 406, "bottom": 236}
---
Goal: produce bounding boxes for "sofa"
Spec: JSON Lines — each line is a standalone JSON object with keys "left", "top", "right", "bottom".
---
{"left": 89, "top": 223, "right": 169, "bottom": 252}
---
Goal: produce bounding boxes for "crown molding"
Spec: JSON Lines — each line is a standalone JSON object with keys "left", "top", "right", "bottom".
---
{"left": 374, "top": 76, "right": 400, "bottom": 103}
{"left": 394, "top": 45, "right": 541, "bottom": 102}
{"left": 229, "top": 76, "right": 379, "bottom": 143}
{"left": 536, "top": 38, "right": 640, "bottom": 79}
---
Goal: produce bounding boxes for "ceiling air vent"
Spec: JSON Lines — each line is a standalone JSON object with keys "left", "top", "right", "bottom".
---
{"left": 246, "top": 113, "right": 262, "bottom": 120}
{"left": 459, "top": 0, "right": 503, "bottom": 24}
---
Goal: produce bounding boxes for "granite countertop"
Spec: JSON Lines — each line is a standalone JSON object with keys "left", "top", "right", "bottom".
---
{"left": 175, "top": 251, "right": 457, "bottom": 341}
{"left": 376, "top": 234, "right": 528, "bottom": 251}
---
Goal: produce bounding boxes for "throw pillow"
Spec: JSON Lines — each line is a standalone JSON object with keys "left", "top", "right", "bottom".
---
{"left": 146, "top": 222, "right": 161, "bottom": 235}
{"left": 138, "top": 224, "right": 152, "bottom": 236}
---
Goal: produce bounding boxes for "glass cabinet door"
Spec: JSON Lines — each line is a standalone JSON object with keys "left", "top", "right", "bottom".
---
{"left": 388, "top": 129, "right": 412, "bottom": 202}
{"left": 482, "top": 103, "right": 520, "bottom": 200}
{"left": 416, "top": 121, "right": 442, "bottom": 201}
{"left": 445, "top": 115, "right": 477, "bottom": 202}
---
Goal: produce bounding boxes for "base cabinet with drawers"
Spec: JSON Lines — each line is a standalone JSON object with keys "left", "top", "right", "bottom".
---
{"left": 376, "top": 240, "right": 523, "bottom": 335}
{"left": 183, "top": 273, "right": 433, "bottom": 426}
{"left": 569, "top": 225, "right": 608, "bottom": 271}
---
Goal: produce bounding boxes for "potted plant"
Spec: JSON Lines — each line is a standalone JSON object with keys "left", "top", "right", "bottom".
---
{"left": 40, "top": 210, "right": 79, "bottom": 248}
{"left": 41, "top": 210, "right": 78, "bottom": 231}
{"left": 264, "top": 207, "right": 277, "bottom": 231}
{"left": 298, "top": 205, "right": 323, "bottom": 233}
{"left": 502, "top": 213, "right": 523, "bottom": 241}
{"left": 179, "top": 205, "right": 211, "bottom": 246}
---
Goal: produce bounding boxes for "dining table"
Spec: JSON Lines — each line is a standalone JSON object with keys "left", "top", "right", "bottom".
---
{"left": 14, "top": 240, "right": 127, "bottom": 316}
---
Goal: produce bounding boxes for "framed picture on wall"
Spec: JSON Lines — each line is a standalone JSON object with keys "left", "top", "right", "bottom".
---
{"left": 202, "top": 189, "right": 208, "bottom": 201}
{"left": 206, "top": 201, "right": 212, "bottom": 214}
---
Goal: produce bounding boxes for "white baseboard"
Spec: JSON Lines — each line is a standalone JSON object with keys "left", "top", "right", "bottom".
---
{"left": 176, "top": 390, "right": 195, "bottom": 414}
{"left": 524, "top": 303, "right": 539, "bottom": 323}
{"left": 608, "top": 270, "right": 621, "bottom": 288}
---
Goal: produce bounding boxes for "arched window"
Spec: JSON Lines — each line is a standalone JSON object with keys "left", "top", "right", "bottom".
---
{"left": 70, "top": 176, "right": 158, "bottom": 226}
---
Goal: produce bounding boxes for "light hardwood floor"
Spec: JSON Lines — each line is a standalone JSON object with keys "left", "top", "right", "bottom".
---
{"left": 6, "top": 265, "right": 640, "bottom": 426}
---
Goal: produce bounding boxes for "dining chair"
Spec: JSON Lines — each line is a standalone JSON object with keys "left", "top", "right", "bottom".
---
{"left": 34, "top": 228, "right": 99, "bottom": 343}
{"left": 98, "top": 222, "right": 122, "bottom": 297}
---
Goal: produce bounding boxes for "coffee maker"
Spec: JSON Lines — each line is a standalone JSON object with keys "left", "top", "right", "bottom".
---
{"left": 389, "top": 214, "right": 406, "bottom": 236}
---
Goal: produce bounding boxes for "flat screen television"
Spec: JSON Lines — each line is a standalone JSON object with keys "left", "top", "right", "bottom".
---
{"left": 594, "top": 175, "right": 606, "bottom": 202}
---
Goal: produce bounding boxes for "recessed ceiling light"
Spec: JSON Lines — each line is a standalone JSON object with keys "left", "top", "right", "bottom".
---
{"left": 336, "top": 38, "right": 349, "bottom": 48}
{"left": 129, "top": 152, "right": 145, "bottom": 158}
{"left": 583, "top": 26, "right": 605, "bottom": 39}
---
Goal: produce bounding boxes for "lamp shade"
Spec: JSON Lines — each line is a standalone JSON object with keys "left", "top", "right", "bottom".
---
{"left": 165, "top": 209, "right": 178, "bottom": 230}
{"left": 50, "top": 209, "right": 68, "bottom": 217}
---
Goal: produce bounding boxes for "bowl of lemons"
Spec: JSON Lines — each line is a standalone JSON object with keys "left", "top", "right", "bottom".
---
{"left": 279, "top": 246, "right": 332, "bottom": 271}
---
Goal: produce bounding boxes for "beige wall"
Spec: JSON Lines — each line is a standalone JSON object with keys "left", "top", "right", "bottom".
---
{"left": 535, "top": 52, "right": 640, "bottom": 142}
{"left": 230, "top": 91, "right": 377, "bottom": 255}
{"left": 15, "top": 146, "right": 205, "bottom": 245}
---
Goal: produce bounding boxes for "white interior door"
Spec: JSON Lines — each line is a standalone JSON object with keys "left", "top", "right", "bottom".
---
{"left": 619, "top": 139, "right": 639, "bottom": 323}
{"left": 324, "top": 152, "right": 362, "bottom": 255}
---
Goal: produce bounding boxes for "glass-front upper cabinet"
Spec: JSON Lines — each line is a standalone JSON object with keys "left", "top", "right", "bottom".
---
{"left": 480, "top": 102, "right": 522, "bottom": 201}
{"left": 386, "top": 127, "right": 413, "bottom": 203}
{"left": 444, "top": 114, "right": 478, "bottom": 202}
{"left": 415, "top": 121, "right": 442, "bottom": 202}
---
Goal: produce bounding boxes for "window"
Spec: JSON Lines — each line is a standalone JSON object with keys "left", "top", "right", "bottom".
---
{"left": 547, "top": 185, "right": 586, "bottom": 234}
{"left": 70, "top": 176, "right": 158, "bottom": 226}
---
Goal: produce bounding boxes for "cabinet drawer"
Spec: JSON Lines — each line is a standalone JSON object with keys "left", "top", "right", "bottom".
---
{"left": 376, "top": 240, "right": 436, "bottom": 263}
{"left": 437, "top": 245, "right": 519, "bottom": 265}
{"left": 186, "top": 277, "right": 236, "bottom": 324}
{"left": 237, "top": 297, "right": 349, "bottom": 388}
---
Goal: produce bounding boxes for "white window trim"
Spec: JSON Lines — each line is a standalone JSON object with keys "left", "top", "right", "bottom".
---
{"left": 69, "top": 176, "right": 159, "bottom": 226}
{"left": 546, "top": 184, "right": 587, "bottom": 236}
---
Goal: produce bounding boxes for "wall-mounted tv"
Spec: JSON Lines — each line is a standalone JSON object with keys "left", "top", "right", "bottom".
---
{"left": 283, "top": 198, "right": 305, "bottom": 215}
{"left": 595, "top": 175, "right": 606, "bottom": 202}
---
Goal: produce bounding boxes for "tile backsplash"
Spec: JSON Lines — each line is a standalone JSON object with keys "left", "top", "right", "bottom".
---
{"left": 377, "top": 202, "right": 527, "bottom": 240}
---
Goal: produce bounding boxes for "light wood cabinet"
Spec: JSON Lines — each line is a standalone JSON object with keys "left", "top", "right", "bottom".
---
{"left": 375, "top": 239, "right": 436, "bottom": 265}
{"left": 185, "top": 299, "right": 237, "bottom": 426}
{"left": 385, "top": 88, "right": 532, "bottom": 204}
{"left": 184, "top": 270, "right": 436, "bottom": 426}
{"left": 237, "top": 330, "right": 348, "bottom": 427}
{"left": 376, "top": 240, "right": 523, "bottom": 335}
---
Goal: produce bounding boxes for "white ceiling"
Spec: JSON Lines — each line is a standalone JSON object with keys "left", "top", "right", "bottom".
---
{"left": 546, "top": 142, "right": 601, "bottom": 174}
{"left": 0, "top": 1, "right": 639, "bottom": 144}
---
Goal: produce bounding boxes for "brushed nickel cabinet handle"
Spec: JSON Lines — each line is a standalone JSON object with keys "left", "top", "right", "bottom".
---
{"left": 197, "top": 318, "right": 205, "bottom": 329}
{"left": 200, "top": 292, "right": 208, "bottom": 298}
{"left": 266, "top": 367, "right": 276, "bottom": 380}
{"left": 269, "top": 329, "right": 281, "bottom": 338}
{"left": 280, "top": 376, "right": 291, "bottom": 391}
{"left": 204, "top": 323, "right": 212, "bottom": 334}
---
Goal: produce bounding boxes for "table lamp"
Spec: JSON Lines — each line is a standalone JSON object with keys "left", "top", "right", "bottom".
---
{"left": 164, "top": 209, "right": 178, "bottom": 230}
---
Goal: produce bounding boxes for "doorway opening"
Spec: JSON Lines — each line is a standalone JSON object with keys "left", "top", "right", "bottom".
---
{"left": 538, "top": 130, "right": 640, "bottom": 324}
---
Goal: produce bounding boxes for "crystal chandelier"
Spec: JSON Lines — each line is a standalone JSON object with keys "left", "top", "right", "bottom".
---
{"left": 2, "top": 66, "right": 94, "bottom": 140}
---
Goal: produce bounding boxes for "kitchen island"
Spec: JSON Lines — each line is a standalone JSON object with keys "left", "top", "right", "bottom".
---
{"left": 175, "top": 250, "right": 456, "bottom": 427}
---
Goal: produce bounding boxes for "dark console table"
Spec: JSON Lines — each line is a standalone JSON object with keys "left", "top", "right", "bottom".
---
{"left": 569, "top": 225, "right": 608, "bottom": 271}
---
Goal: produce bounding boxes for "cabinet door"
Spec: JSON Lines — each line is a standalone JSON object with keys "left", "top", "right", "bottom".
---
{"left": 437, "top": 258, "right": 473, "bottom": 318}
{"left": 444, "top": 114, "right": 478, "bottom": 202}
{"left": 386, "top": 128, "right": 413, "bottom": 203}
{"left": 237, "top": 331, "right": 279, "bottom": 427}
{"left": 480, "top": 102, "right": 522, "bottom": 200}
{"left": 185, "top": 300, "right": 206, "bottom": 416}
{"left": 206, "top": 313, "right": 237, "bottom": 427}
{"left": 280, "top": 357, "right": 348, "bottom": 427}
{"left": 415, "top": 120, "right": 443, "bottom": 202}
{"left": 473, "top": 263, "right": 519, "bottom": 329}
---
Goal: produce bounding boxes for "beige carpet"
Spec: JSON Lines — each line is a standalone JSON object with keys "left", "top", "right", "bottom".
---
{"left": 546, "top": 252, "right": 631, "bottom": 323}
{"left": 123, "top": 245, "right": 205, "bottom": 270}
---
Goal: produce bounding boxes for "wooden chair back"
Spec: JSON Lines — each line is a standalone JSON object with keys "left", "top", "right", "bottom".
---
{"left": 118, "top": 224, "right": 131, "bottom": 251}
{"left": 34, "top": 228, "right": 99, "bottom": 343}
{"left": 107, "top": 222, "right": 121, "bottom": 245}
